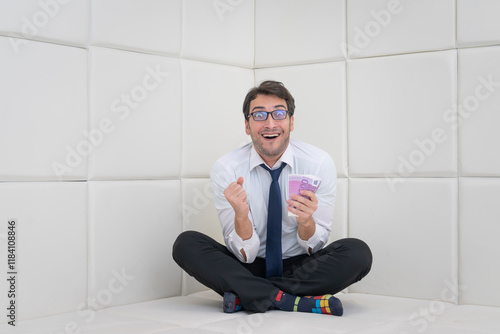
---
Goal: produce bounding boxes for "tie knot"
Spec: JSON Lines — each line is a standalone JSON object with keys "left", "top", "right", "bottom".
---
{"left": 261, "top": 163, "right": 287, "bottom": 181}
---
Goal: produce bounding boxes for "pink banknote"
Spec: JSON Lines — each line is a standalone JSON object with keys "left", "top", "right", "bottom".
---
{"left": 288, "top": 174, "right": 322, "bottom": 217}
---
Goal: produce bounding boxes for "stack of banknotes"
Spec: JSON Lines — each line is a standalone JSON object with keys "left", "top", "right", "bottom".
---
{"left": 288, "top": 174, "right": 322, "bottom": 217}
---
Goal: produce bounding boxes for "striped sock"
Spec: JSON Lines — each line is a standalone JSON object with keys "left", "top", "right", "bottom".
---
{"left": 273, "top": 290, "right": 343, "bottom": 316}
{"left": 223, "top": 292, "right": 243, "bottom": 313}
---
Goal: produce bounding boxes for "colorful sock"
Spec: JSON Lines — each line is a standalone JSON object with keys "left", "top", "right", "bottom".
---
{"left": 272, "top": 290, "right": 343, "bottom": 316}
{"left": 223, "top": 292, "right": 243, "bottom": 313}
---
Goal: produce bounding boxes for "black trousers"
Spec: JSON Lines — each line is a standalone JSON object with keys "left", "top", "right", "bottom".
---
{"left": 172, "top": 230, "right": 372, "bottom": 312}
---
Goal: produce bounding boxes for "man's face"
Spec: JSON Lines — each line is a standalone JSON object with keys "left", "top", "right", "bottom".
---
{"left": 245, "top": 94, "right": 294, "bottom": 166}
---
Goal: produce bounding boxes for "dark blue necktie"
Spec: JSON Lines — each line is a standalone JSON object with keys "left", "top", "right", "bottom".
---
{"left": 261, "top": 162, "right": 287, "bottom": 278}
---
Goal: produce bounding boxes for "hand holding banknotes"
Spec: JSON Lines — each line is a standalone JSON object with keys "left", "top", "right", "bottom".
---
{"left": 287, "top": 174, "right": 321, "bottom": 219}
{"left": 287, "top": 190, "right": 318, "bottom": 221}
{"left": 287, "top": 190, "right": 318, "bottom": 243}
{"left": 287, "top": 174, "right": 321, "bottom": 241}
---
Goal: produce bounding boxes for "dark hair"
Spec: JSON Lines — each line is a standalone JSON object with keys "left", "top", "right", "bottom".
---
{"left": 242, "top": 80, "right": 295, "bottom": 119}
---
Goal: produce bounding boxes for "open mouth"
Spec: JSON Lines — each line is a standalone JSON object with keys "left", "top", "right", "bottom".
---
{"left": 262, "top": 133, "right": 280, "bottom": 140}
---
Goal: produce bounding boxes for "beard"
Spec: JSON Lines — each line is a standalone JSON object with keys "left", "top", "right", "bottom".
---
{"left": 249, "top": 124, "right": 292, "bottom": 162}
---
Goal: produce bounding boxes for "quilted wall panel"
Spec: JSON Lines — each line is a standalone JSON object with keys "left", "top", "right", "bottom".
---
{"left": 1, "top": 0, "right": 499, "bottom": 322}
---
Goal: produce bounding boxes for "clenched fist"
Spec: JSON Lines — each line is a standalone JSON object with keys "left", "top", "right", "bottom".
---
{"left": 223, "top": 177, "right": 249, "bottom": 219}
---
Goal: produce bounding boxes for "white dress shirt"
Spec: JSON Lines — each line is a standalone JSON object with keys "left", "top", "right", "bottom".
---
{"left": 210, "top": 139, "right": 337, "bottom": 263}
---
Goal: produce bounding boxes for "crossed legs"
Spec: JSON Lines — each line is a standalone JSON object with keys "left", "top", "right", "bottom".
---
{"left": 172, "top": 230, "right": 372, "bottom": 313}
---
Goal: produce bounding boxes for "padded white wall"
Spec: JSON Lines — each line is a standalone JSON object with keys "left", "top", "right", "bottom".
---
{"left": 1, "top": 0, "right": 500, "bottom": 323}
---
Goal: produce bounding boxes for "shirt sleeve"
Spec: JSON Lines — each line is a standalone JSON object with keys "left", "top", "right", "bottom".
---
{"left": 296, "top": 153, "right": 337, "bottom": 254}
{"left": 210, "top": 162, "right": 261, "bottom": 263}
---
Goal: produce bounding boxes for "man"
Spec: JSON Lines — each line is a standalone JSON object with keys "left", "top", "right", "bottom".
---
{"left": 173, "top": 80, "right": 372, "bottom": 315}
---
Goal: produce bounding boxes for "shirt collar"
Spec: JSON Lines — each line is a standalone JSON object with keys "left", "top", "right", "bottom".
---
{"left": 249, "top": 141, "right": 295, "bottom": 171}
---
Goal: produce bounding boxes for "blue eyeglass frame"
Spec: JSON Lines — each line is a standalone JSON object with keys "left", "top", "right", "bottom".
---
{"left": 247, "top": 110, "right": 289, "bottom": 121}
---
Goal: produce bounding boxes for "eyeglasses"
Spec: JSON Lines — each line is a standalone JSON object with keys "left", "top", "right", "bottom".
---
{"left": 247, "top": 109, "right": 289, "bottom": 121}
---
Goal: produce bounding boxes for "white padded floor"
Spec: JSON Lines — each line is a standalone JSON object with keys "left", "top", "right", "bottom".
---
{"left": 2, "top": 290, "right": 499, "bottom": 334}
